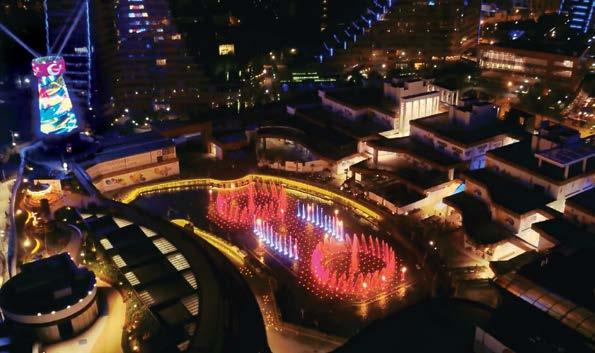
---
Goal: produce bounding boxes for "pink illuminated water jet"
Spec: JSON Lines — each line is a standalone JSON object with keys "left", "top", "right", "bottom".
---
{"left": 309, "top": 234, "right": 399, "bottom": 301}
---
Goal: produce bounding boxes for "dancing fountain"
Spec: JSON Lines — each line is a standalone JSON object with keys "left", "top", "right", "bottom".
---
{"left": 296, "top": 200, "right": 344, "bottom": 241}
{"left": 254, "top": 219, "right": 299, "bottom": 261}
{"left": 309, "top": 234, "right": 399, "bottom": 301}
{"left": 211, "top": 181, "right": 288, "bottom": 228}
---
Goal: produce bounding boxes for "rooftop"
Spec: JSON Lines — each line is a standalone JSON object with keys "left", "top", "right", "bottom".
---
{"left": 367, "top": 136, "right": 460, "bottom": 169}
{"left": 351, "top": 158, "right": 450, "bottom": 191}
{"left": 368, "top": 182, "right": 426, "bottom": 207}
{"left": 86, "top": 132, "right": 174, "bottom": 166}
{"left": 258, "top": 113, "right": 358, "bottom": 161}
{"left": 536, "top": 144, "right": 595, "bottom": 167}
{"left": 295, "top": 105, "right": 389, "bottom": 138}
{"left": 519, "top": 249, "right": 595, "bottom": 312}
{"left": 324, "top": 88, "right": 397, "bottom": 115}
{"left": 463, "top": 168, "right": 553, "bottom": 215}
{"left": 566, "top": 188, "right": 595, "bottom": 216}
{"left": 489, "top": 141, "right": 595, "bottom": 183}
{"left": 444, "top": 192, "right": 513, "bottom": 245}
{"left": 532, "top": 218, "right": 595, "bottom": 248}
{"left": 0, "top": 253, "right": 95, "bottom": 315}
{"left": 411, "top": 112, "right": 526, "bottom": 148}
{"left": 490, "top": 37, "right": 588, "bottom": 57}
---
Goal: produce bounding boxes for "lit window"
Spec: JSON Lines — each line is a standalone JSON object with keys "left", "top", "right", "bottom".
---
{"left": 100, "top": 238, "right": 113, "bottom": 250}
{"left": 128, "top": 28, "right": 146, "bottom": 34}
{"left": 113, "top": 218, "right": 132, "bottom": 228}
{"left": 128, "top": 12, "right": 148, "bottom": 18}
{"left": 124, "top": 272, "right": 140, "bottom": 286}
{"left": 153, "top": 238, "right": 176, "bottom": 254}
{"left": 182, "top": 271, "right": 197, "bottom": 289}
{"left": 156, "top": 58, "right": 167, "bottom": 66}
{"left": 181, "top": 295, "right": 199, "bottom": 316}
{"left": 140, "top": 226, "right": 157, "bottom": 237}
{"left": 168, "top": 253, "right": 190, "bottom": 271}
{"left": 112, "top": 255, "right": 127, "bottom": 268}
{"left": 138, "top": 290, "right": 155, "bottom": 306}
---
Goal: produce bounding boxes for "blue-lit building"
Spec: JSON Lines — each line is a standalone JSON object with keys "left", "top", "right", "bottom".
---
{"left": 44, "top": 0, "right": 92, "bottom": 118}
{"left": 559, "top": 0, "right": 595, "bottom": 33}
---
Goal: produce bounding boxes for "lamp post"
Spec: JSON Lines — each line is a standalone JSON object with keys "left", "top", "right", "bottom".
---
{"left": 9, "top": 130, "right": 18, "bottom": 147}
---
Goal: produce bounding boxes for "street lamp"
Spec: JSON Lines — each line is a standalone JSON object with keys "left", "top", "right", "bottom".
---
{"left": 9, "top": 130, "right": 18, "bottom": 147}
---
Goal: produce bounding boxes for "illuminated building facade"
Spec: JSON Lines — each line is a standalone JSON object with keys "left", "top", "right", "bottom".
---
{"left": 559, "top": 0, "right": 595, "bottom": 33}
{"left": 82, "top": 132, "right": 180, "bottom": 193}
{"left": 324, "top": 0, "right": 481, "bottom": 68}
{"left": 95, "top": 0, "right": 205, "bottom": 118}
{"left": 478, "top": 44, "right": 588, "bottom": 89}
{"left": 513, "top": 0, "right": 561, "bottom": 15}
{"left": 32, "top": 56, "right": 79, "bottom": 136}
{"left": 319, "top": 79, "right": 440, "bottom": 136}
{"left": 44, "top": 0, "right": 92, "bottom": 117}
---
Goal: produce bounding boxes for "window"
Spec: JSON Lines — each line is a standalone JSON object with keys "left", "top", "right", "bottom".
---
{"left": 100, "top": 238, "right": 113, "bottom": 250}
{"left": 124, "top": 272, "right": 140, "bottom": 286}
{"left": 182, "top": 295, "right": 199, "bottom": 316}
{"left": 128, "top": 12, "right": 148, "bottom": 18}
{"left": 168, "top": 253, "right": 190, "bottom": 271}
{"left": 138, "top": 290, "right": 155, "bottom": 306}
{"left": 183, "top": 271, "right": 198, "bottom": 289}
{"left": 153, "top": 238, "right": 176, "bottom": 254}
{"left": 112, "top": 255, "right": 127, "bottom": 268}
{"left": 156, "top": 58, "right": 167, "bottom": 66}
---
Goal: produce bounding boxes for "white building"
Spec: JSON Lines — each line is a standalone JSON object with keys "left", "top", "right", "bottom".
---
{"left": 410, "top": 102, "right": 521, "bottom": 170}
{"left": 487, "top": 123, "right": 594, "bottom": 211}
{"left": 318, "top": 78, "right": 441, "bottom": 137}
{"left": 84, "top": 132, "right": 180, "bottom": 193}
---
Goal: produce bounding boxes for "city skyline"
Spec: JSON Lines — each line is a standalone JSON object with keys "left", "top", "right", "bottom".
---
{"left": 0, "top": 1, "right": 593, "bottom": 353}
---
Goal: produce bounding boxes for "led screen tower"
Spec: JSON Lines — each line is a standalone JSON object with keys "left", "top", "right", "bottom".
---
{"left": 32, "top": 56, "right": 79, "bottom": 136}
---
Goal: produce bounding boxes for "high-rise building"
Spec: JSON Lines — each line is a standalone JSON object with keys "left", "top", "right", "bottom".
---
{"left": 93, "top": 0, "right": 206, "bottom": 120}
{"left": 559, "top": 0, "right": 595, "bottom": 33}
{"left": 324, "top": 0, "right": 481, "bottom": 69}
{"left": 512, "top": 0, "right": 561, "bottom": 15}
{"left": 44, "top": 0, "right": 92, "bottom": 118}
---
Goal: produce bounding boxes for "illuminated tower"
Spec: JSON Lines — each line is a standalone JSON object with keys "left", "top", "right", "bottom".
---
{"left": 32, "top": 56, "right": 79, "bottom": 137}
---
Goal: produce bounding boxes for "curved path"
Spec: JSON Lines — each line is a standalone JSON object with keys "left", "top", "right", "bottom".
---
{"left": 68, "top": 164, "right": 271, "bottom": 352}
{"left": 106, "top": 200, "right": 270, "bottom": 353}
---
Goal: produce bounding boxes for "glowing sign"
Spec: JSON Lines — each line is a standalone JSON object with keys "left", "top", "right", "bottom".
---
{"left": 32, "top": 56, "right": 78, "bottom": 136}
{"left": 218, "top": 44, "right": 235, "bottom": 56}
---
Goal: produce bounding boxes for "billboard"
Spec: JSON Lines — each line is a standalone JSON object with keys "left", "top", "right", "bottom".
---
{"left": 32, "top": 56, "right": 79, "bottom": 136}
